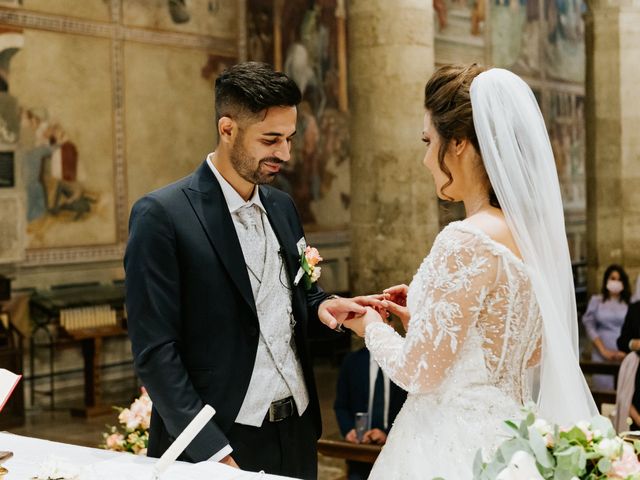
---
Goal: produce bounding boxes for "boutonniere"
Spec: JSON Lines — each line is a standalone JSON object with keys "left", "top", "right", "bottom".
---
{"left": 293, "top": 244, "right": 323, "bottom": 290}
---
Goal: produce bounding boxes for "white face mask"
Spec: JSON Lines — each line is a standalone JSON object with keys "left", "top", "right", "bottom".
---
{"left": 607, "top": 279, "right": 624, "bottom": 295}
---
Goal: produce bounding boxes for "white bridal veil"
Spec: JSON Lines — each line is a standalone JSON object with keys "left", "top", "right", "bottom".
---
{"left": 470, "top": 68, "right": 598, "bottom": 424}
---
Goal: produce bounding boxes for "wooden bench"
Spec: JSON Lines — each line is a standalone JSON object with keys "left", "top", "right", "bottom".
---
{"left": 317, "top": 438, "right": 381, "bottom": 464}
{"left": 580, "top": 359, "right": 620, "bottom": 410}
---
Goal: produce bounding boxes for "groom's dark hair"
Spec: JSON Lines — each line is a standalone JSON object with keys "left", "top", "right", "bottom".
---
{"left": 215, "top": 62, "right": 301, "bottom": 124}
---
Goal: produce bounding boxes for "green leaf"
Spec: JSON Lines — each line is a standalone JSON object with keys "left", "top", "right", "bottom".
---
{"left": 498, "top": 438, "right": 533, "bottom": 463}
{"left": 555, "top": 445, "right": 587, "bottom": 475}
{"left": 519, "top": 419, "right": 531, "bottom": 440}
{"left": 562, "top": 426, "right": 588, "bottom": 445}
{"left": 472, "top": 449, "right": 485, "bottom": 476}
{"left": 300, "top": 251, "right": 312, "bottom": 275}
{"left": 504, "top": 420, "right": 519, "bottom": 433}
{"left": 596, "top": 456, "right": 612, "bottom": 474}
{"left": 482, "top": 460, "right": 508, "bottom": 480}
{"left": 528, "top": 427, "right": 555, "bottom": 468}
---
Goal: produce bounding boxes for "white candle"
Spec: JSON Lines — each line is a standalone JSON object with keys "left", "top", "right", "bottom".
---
{"left": 152, "top": 404, "right": 216, "bottom": 479}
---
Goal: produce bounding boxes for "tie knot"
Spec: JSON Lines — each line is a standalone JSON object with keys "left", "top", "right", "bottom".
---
{"left": 236, "top": 203, "right": 262, "bottom": 229}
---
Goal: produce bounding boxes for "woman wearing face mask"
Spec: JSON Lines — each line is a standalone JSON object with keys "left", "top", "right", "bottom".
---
{"left": 582, "top": 264, "right": 630, "bottom": 389}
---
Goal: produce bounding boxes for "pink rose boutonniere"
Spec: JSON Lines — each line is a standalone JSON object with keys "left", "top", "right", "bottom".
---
{"left": 294, "top": 245, "right": 323, "bottom": 290}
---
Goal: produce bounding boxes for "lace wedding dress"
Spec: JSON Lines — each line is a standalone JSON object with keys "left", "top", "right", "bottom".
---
{"left": 365, "top": 221, "right": 543, "bottom": 479}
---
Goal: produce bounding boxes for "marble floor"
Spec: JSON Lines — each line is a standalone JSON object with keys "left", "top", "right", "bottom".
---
{"left": 6, "top": 362, "right": 348, "bottom": 480}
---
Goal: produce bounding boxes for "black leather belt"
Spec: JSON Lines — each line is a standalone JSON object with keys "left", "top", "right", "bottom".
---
{"left": 268, "top": 396, "right": 295, "bottom": 422}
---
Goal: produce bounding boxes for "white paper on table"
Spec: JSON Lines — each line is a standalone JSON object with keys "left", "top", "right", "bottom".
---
{"left": 0, "top": 368, "right": 21, "bottom": 411}
{"left": 93, "top": 455, "right": 299, "bottom": 480}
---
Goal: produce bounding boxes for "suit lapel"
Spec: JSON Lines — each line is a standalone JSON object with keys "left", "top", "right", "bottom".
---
{"left": 182, "top": 161, "right": 257, "bottom": 318}
{"left": 260, "top": 187, "right": 300, "bottom": 287}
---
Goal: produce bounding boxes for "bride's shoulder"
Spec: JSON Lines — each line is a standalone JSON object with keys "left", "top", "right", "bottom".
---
{"left": 440, "top": 212, "right": 522, "bottom": 260}
{"left": 433, "top": 221, "right": 487, "bottom": 252}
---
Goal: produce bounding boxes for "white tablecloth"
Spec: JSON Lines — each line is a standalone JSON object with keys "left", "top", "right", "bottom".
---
{"left": 0, "top": 432, "right": 297, "bottom": 479}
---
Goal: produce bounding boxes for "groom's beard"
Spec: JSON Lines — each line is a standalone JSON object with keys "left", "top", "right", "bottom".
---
{"left": 230, "top": 141, "right": 283, "bottom": 185}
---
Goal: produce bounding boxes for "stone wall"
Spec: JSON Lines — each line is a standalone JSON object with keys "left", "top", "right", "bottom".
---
{"left": 348, "top": 0, "right": 438, "bottom": 295}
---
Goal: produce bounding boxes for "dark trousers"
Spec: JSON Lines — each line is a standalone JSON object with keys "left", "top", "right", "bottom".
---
{"left": 227, "top": 407, "right": 318, "bottom": 480}
{"left": 347, "top": 460, "right": 372, "bottom": 480}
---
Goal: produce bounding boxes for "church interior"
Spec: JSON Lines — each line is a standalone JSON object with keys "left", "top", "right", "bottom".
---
{"left": 0, "top": 0, "right": 638, "bottom": 478}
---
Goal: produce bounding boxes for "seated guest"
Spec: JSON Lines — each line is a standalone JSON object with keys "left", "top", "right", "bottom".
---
{"left": 334, "top": 347, "right": 407, "bottom": 480}
{"left": 582, "top": 264, "right": 630, "bottom": 390}
{"left": 617, "top": 300, "right": 640, "bottom": 429}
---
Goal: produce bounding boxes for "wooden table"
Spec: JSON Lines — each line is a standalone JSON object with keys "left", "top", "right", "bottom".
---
{"left": 317, "top": 438, "right": 382, "bottom": 464}
{"left": 28, "top": 284, "right": 127, "bottom": 415}
{"left": 68, "top": 325, "right": 128, "bottom": 417}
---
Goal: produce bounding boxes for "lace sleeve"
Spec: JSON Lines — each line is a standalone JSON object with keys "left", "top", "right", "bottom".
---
{"left": 365, "top": 229, "right": 498, "bottom": 393}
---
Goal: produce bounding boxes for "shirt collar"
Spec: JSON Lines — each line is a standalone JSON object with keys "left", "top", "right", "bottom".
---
{"left": 206, "top": 153, "right": 266, "bottom": 214}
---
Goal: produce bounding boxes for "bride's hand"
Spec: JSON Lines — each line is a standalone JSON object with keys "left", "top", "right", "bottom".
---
{"left": 383, "top": 284, "right": 409, "bottom": 307}
{"left": 382, "top": 299, "right": 410, "bottom": 331}
{"left": 343, "top": 307, "right": 384, "bottom": 337}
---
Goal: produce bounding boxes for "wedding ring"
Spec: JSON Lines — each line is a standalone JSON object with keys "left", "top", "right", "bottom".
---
{"left": 335, "top": 323, "right": 345, "bottom": 333}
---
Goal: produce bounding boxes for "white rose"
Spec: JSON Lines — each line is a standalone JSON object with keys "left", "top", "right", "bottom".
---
{"left": 576, "top": 420, "right": 591, "bottom": 431}
{"left": 310, "top": 266, "right": 321, "bottom": 282}
{"left": 594, "top": 437, "right": 624, "bottom": 459}
{"left": 532, "top": 418, "right": 552, "bottom": 436}
{"left": 496, "top": 451, "right": 544, "bottom": 480}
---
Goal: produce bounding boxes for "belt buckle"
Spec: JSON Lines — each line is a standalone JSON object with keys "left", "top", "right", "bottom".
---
{"left": 269, "top": 397, "right": 292, "bottom": 423}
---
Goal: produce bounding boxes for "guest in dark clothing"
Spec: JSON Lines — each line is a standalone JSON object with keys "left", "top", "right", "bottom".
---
{"left": 334, "top": 347, "right": 407, "bottom": 480}
{"left": 617, "top": 301, "right": 640, "bottom": 428}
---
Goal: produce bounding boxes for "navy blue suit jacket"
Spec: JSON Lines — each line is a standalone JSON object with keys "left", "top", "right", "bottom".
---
{"left": 334, "top": 348, "right": 407, "bottom": 436}
{"left": 125, "top": 161, "right": 329, "bottom": 462}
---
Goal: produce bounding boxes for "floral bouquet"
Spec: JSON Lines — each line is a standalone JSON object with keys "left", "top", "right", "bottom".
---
{"left": 101, "top": 387, "right": 152, "bottom": 455}
{"left": 473, "top": 408, "right": 640, "bottom": 480}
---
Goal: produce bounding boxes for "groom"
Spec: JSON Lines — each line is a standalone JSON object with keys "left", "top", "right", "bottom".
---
{"left": 124, "top": 62, "right": 366, "bottom": 479}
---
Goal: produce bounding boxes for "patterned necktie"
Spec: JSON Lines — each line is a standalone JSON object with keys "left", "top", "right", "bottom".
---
{"left": 370, "top": 368, "right": 385, "bottom": 430}
{"left": 235, "top": 204, "right": 266, "bottom": 284}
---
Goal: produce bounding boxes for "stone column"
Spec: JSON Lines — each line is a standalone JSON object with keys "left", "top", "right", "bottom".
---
{"left": 348, "top": 0, "right": 437, "bottom": 295}
{"left": 585, "top": 0, "right": 640, "bottom": 292}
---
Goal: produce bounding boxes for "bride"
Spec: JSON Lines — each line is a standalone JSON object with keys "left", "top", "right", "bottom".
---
{"left": 342, "top": 65, "right": 598, "bottom": 478}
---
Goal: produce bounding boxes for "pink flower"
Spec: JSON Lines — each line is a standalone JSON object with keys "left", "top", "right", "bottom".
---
{"left": 130, "top": 393, "right": 152, "bottom": 430}
{"left": 609, "top": 443, "right": 640, "bottom": 478}
{"left": 304, "top": 247, "right": 322, "bottom": 267}
{"left": 544, "top": 433, "right": 554, "bottom": 448}
{"left": 105, "top": 433, "right": 125, "bottom": 451}
{"left": 118, "top": 407, "right": 141, "bottom": 430}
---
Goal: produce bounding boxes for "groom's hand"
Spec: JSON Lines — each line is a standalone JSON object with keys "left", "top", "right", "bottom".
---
{"left": 318, "top": 295, "right": 385, "bottom": 330}
{"left": 220, "top": 455, "right": 239, "bottom": 469}
{"left": 363, "top": 428, "right": 387, "bottom": 445}
{"left": 344, "top": 429, "right": 359, "bottom": 444}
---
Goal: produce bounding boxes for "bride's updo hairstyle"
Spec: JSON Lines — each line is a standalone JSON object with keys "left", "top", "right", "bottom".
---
{"left": 424, "top": 64, "right": 499, "bottom": 208}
